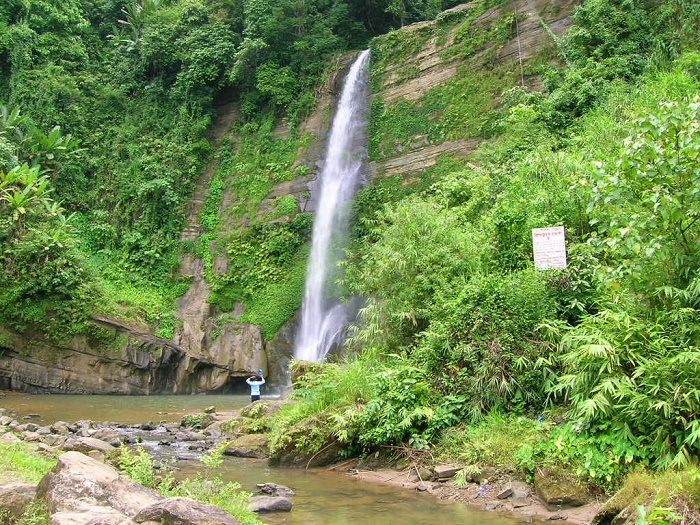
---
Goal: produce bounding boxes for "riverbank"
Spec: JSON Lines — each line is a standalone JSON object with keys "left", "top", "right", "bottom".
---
{"left": 339, "top": 464, "right": 601, "bottom": 525}
{"left": 1, "top": 401, "right": 603, "bottom": 524}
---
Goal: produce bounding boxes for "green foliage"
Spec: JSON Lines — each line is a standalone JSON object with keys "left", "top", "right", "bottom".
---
{"left": 0, "top": 441, "right": 55, "bottom": 483}
{"left": 267, "top": 358, "right": 378, "bottom": 455}
{"left": 356, "top": 362, "right": 438, "bottom": 449}
{"left": 587, "top": 97, "right": 700, "bottom": 293}
{"left": 93, "top": 271, "right": 188, "bottom": 339}
{"left": 413, "top": 270, "right": 558, "bottom": 418}
{"left": 203, "top": 128, "right": 311, "bottom": 333}
{"left": 181, "top": 413, "right": 208, "bottom": 429}
{"left": 117, "top": 444, "right": 260, "bottom": 525}
{"left": 234, "top": 256, "right": 307, "bottom": 339}
{"left": 0, "top": 163, "right": 97, "bottom": 335}
{"left": 200, "top": 440, "right": 229, "bottom": 468}
{"left": 368, "top": 67, "right": 507, "bottom": 161}
{"left": 347, "top": 195, "right": 487, "bottom": 349}
{"left": 563, "top": 0, "right": 656, "bottom": 71}
{"left": 162, "top": 476, "right": 261, "bottom": 525}
{"left": 634, "top": 467, "right": 700, "bottom": 525}
{"left": 441, "top": 6, "right": 514, "bottom": 63}
{"left": 522, "top": 422, "right": 648, "bottom": 491}
{"left": 210, "top": 215, "right": 310, "bottom": 337}
{"left": 537, "top": 0, "right": 690, "bottom": 130}
{"left": 116, "top": 445, "right": 159, "bottom": 488}
{"left": 11, "top": 500, "right": 50, "bottom": 525}
{"left": 437, "top": 413, "right": 543, "bottom": 469}
{"left": 256, "top": 62, "right": 299, "bottom": 106}
{"left": 548, "top": 307, "right": 700, "bottom": 470}
{"left": 234, "top": 402, "right": 276, "bottom": 434}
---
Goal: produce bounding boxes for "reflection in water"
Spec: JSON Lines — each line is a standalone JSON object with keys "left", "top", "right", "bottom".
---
{"left": 0, "top": 393, "right": 250, "bottom": 424}
{"left": 0, "top": 394, "right": 521, "bottom": 525}
{"left": 178, "top": 457, "right": 521, "bottom": 525}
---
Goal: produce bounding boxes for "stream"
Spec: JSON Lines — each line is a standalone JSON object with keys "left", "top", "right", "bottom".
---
{"left": 1, "top": 393, "right": 523, "bottom": 525}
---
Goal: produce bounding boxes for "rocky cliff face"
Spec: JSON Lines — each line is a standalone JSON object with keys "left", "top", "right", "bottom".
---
{"left": 0, "top": 0, "right": 578, "bottom": 395}
{"left": 0, "top": 314, "right": 269, "bottom": 395}
{"left": 369, "top": 0, "right": 577, "bottom": 179}
{"left": 0, "top": 319, "right": 181, "bottom": 394}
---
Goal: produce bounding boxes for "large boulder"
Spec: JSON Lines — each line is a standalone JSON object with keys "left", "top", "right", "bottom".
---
{"left": 62, "top": 436, "right": 116, "bottom": 454}
{"left": 534, "top": 467, "right": 590, "bottom": 510}
{"left": 36, "top": 451, "right": 163, "bottom": 519}
{"left": 0, "top": 483, "right": 37, "bottom": 520}
{"left": 34, "top": 452, "right": 245, "bottom": 524}
{"left": 223, "top": 434, "right": 269, "bottom": 458}
{"left": 133, "top": 497, "right": 241, "bottom": 525}
{"left": 0, "top": 315, "right": 271, "bottom": 395}
{"left": 248, "top": 496, "right": 293, "bottom": 513}
{"left": 0, "top": 322, "right": 182, "bottom": 395}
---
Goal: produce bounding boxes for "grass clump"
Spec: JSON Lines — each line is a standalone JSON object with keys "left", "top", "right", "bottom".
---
{"left": 596, "top": 468, "right": 700, "bottom": 525}
{"left": 117, "top": 445, "right": 261, "bottom": 525}
{"left": 0, "top": 441, "right": 55, "bottom": 484}
{"left": 435, "top": 412, "right": 544, "bottom": 471}
{"left": 0, "top": 441, "right": 54, "bottom": 524}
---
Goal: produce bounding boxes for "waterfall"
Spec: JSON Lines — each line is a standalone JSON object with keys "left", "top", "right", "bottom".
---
{"left": 294, "top": 49, "right": 371, "bottom": 363}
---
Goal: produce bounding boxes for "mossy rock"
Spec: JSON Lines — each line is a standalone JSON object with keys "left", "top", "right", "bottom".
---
{"left": 239, "top": 400, "right": 287, "bottom": 419}
{"left": 593, "top": 474, "right": 655, "bottom": 525}
{"left": 219, "top": 414, "right": 269, "bottom": 435}
{"left": 223, "top": 434, "right": 269, "bottom": 459}
{"left": 268, "top": 411, "right": 343, "bottom": 468}
{"left": 289, "top": 361, "right": 337, "bottom": 386}
{"left": 534, "top": 466, "right": 590, "bottom": 510}
{"left": 180, "top": 413, "right": 215, "bottom": 429}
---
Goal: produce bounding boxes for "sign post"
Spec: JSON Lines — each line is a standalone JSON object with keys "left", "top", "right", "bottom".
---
{"left": 532, "top": 226, "right": 567, "bottom": 270}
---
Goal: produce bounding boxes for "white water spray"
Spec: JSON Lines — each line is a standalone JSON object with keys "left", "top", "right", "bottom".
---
{"left": 295, "top": 49, "right": 370, "bottom": 363}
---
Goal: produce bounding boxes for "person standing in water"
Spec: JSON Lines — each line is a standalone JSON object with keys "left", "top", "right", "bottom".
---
{"left": 246, "top": 369, "right": 265, "bottom": 402}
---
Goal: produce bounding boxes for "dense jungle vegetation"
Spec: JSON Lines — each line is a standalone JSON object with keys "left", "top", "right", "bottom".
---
{"left": 2, "top": 0, "right": 700, "bottom": 521}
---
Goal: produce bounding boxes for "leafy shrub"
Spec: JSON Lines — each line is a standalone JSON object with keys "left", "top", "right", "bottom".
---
{"left": 181, "top": 413, "right": 209, "bottom": 429}
{"left": 563, "top": 0, "right": 655, "bottom": 71}
{"left": 437, "top": 412, "right": 543, "bottom": 469}
{"left": 347, "top": 195, "right": 487, "bottom": 350}
{"left": 587, "top": 97, "right": 700, "bottom": 294}
{"left": 414, "top": 270, "right": 558, "bottom": 419}
{"left": 520, "top": 422, "right": 649, "bottom": 491}
{"left": 549, "top": 307, "right": 700, "bottom": 470}
{"left": 0, "top": 164, "right": 97, "bottom": 336}
{"left": 356, "top": 363, "right": 438, "bottom": 449}
{"left": 267, "top": 358, "right": 378, "bottom": 456}
{"left": 116, "top": 445, "right": 158, "bottom": 488}
{"left": 117, "top": 444, "right": 260, "bottom": 525}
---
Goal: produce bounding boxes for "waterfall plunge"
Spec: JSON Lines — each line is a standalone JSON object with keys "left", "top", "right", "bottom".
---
{"left": 294, "top": 49, "right": 370, "bottom": 363}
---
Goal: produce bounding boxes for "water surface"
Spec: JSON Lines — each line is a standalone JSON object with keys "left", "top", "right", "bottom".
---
{"left": 0, "top": 393, "right": 249, "bottom": 424}
{"left": 178, "top": 457, "right": 520, "bottom": 525}
{"left": 1, "top": 394, "right": 523, "bottom": 525}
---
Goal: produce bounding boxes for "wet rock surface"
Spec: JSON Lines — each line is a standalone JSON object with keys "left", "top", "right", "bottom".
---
{"left": 248, "top": 495, "right": 294, "bottom": 513}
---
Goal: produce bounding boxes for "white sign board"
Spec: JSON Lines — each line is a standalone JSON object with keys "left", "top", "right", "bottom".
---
{"left": 532, "top": 226, "right": 567, "bottom": 269}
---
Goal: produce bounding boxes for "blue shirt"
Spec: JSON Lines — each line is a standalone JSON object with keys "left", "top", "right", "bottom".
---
{"left": 246, "top": 377, "right": 265, "bottom": 395}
